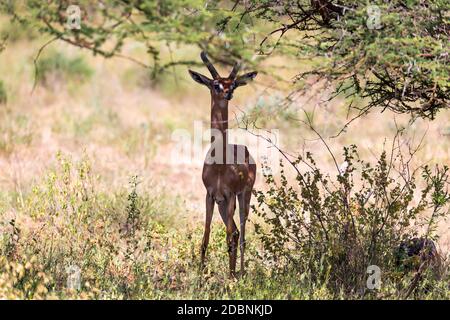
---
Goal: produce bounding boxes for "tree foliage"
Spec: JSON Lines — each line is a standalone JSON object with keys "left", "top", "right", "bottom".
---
{"left": 0, "top": 1, "right": 448, "bottom": 117}
{"left": 248, "top": 0, "right": 449, "bottom": 119}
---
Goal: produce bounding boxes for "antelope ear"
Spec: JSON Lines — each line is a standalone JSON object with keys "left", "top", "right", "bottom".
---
{"left": 235, "top": 71, "right": 257, "bottom": 87}
{"left": 189, "top": 70, "right": 212, "bottom": 87}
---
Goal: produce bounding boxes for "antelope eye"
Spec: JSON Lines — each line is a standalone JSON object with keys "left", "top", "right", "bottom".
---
{"left": 213, "top": 82, "right": 224, "bottom": 92}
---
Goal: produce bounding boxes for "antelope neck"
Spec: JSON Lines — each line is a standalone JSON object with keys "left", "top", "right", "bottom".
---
{"left": 210, "top": 97, "right": 229, "bottom": 146}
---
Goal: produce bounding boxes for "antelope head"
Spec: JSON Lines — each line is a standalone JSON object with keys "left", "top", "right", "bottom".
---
{"left": 189, "top": 51, "right": 257, "bottom": 101}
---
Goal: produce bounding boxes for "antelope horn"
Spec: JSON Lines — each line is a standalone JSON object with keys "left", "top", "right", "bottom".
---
{"left": 200, "top": 51, "right": 219, "bottom": 79}
{"left": 229, "top": 62, "right": 240, "bottom": 79}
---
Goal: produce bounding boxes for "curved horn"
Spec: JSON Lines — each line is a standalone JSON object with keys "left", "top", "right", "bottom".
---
{"left": 200, "top": 51, "right": 219, "bottom": 79}
{"left": 229, "top": 62, "right": 240, "bottom": 79}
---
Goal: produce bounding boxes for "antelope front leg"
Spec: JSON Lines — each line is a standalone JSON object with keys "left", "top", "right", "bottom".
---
{"left": 237, "top": 193, "right": 245, "bottom": 275}
{"left": 226, "top": 195, "right": 237, "bottom": 277}
{"left": 201, "top": 193, "right": 214, "bottom": 270}
{"left": 238, "top": 191, "right": 251, "bottom": 276}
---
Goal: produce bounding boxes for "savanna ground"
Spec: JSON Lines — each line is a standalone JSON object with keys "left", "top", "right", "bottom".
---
{"left": 0, "top": 17, "right": 449, "bottom": 299}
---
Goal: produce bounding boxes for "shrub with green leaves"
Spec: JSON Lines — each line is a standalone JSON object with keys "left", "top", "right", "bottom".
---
{"left": 36, "top": 51, "right": 93, "bottom": 86}
{"left": 0, "top": 152, "right": 160, "bottom": 298}
{"left": 0, "top": 20, "right": 38, "bottom": 43}
{"left": 0, "top": 80, "right": 7, "bottom": 104}
{"left": 0, "top": 255, "right": 53, "bottom": 299}
{"left": 253, "top": 142, "right": 450, "bottom": 298}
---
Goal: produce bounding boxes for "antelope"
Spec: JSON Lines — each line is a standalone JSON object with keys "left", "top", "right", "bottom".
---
{"left": 189, "top": 52, "right": 257, "bottom": 277}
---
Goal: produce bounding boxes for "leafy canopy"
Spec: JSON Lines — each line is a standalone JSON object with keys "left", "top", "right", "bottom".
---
{"left": 0, "top": 0, "right": 448, "bottom": 118}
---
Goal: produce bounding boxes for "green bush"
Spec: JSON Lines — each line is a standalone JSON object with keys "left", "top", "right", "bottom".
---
{"left": 0, "top": 152, "right": 203, "bottom": 299}
{"left": 0, "top": 20, "right": 38, "bottom": 43}
{"left": 36, "top": 51, "right": 93, "bottom": 86}
{"left": 253, "top": 143, "right": 450, "bottom": 298}
{"left": 0, "top": 80, "right": 7, "bottom": 104}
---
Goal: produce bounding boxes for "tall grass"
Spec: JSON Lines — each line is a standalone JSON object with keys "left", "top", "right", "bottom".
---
{"left": 0, "top": 150, "right": 449, "bottom": 299}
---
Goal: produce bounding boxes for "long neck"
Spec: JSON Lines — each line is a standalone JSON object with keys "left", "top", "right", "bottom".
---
{"left": 209, "top": 97, "right": 229, "bottom": 165}
{"left": 210, "top": 97, "right": 228, "bottom": 145}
